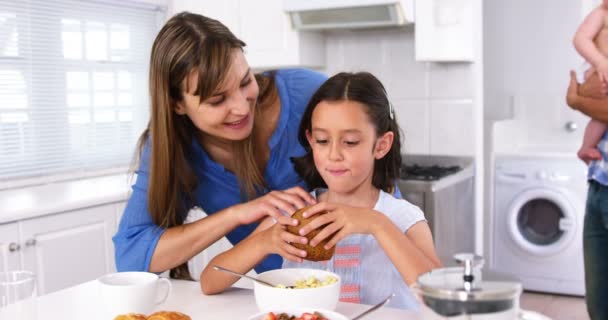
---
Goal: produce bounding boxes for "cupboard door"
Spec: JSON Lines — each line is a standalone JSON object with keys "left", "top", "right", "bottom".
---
{"left": 0, "top": 222, "right": 21, "bottom": 271}
{"left": 20, "top": 204, "right": 115, "bottom": 294}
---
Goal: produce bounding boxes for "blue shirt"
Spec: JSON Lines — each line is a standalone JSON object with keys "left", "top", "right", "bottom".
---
{"left": 113, "top": 68, "right": 327, "bottom": 274}
{"left": 588, "top": 131, "right": 608, "bottom": 186}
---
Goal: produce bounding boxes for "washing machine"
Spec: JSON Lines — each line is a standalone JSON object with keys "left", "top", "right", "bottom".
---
{"left": 491, "top": 155, "right": 586, "bottom": 296}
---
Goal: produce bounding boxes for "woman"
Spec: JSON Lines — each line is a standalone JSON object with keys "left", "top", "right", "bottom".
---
{"left": 113, "top": 12, "right": 326, "bottom": 279}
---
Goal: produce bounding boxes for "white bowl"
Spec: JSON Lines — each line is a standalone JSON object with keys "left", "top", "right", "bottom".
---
{"left": 248, "top": 308, "right": 348, "bottom": 320}
{"left": 254, "top": 268, "right": 341, "bottom": 311}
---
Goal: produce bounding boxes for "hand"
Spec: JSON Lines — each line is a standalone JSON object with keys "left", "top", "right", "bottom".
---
{"left": 597, "top": 60, "right": 608, "bottom": 85}
{"left": 579, "top": 70, "right": 608, "bottom": 99}
{"left": 259, "top": 221, "right": 309, "bottom": 263}
{"left": 297, "top": 202, "right": 384, "bottom": 250}
{"left": 566, "top": 70, "right": 581, "bottom": 110}
{"left": 234, "top": 186, "right": 316, "bottom": 225}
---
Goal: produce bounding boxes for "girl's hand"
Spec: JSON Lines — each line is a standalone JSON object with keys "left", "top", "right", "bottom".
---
{"left": 259, "top": 222, "right": 309, "bottom": 263}
{"left": 234, "top": 186, "right": 316, "bottom": 225}
{"left": 297, "top": 202, "right": 384, "bottom": 250}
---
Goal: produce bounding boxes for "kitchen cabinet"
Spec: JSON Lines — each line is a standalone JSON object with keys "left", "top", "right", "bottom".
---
{"left": 170, "top": 0, "right": 325, "bottom": 69}
{"left": 0, "top": 223, "right": 21, "bottom": 271}
{"left": 0, "top": 202, "right": 124, "bottom": 295}
{"left": 415, "top": 0, "right": 474, "bottom": 62}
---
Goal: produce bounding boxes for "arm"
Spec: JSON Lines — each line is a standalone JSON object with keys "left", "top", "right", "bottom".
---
{"left": 200, "top": 218, "right": 308, "bottom": 294}
{"left": 567, "top": 70, "right": 608, "bottom": 123}
{"left": 573, "top": 7, "right": 607, "bottom": 69}
{"left": 114, "top": 142, "right": 315, "bottom": 273}
{"left": 372, "top": 218, "right": 441, "bottom": 285}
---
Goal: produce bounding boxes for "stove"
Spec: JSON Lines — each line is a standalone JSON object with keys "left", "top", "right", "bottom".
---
{"left": 398, "top": 154, "right": 475, "bottom": 265}
{"left": 400, "top": 164, "right": 462, "bottom": 181}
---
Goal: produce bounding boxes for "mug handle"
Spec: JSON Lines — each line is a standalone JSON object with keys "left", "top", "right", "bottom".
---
{"left": 155, "top": 278, "right": 172, "bottom": 305}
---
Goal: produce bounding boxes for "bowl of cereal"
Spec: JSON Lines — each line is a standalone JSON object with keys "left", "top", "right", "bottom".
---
{"left": 254, "top": 268, "right": 341, "bottom": 311}
{"left": 247, "top": 308, "right": 348, "bottom": 320}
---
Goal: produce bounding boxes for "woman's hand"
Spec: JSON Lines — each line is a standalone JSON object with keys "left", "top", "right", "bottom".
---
{"left": 578, "top": 70, "right": 608, "bottom": 99}
{"left": 566, "top": 70, "right": 582, "bottom": 109}
{"left": 258, "top": 220, "right": 309, "bottom": 263}
{"left": 233, "top": 186, "right": 316, "bottom": 225}
{"left": 297, "top": 202, "right": 385, "bottom": 250}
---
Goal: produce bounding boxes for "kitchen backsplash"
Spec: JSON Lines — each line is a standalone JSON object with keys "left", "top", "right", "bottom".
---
{"left": 323, "top": 27, "right": 475, "bottom": 156}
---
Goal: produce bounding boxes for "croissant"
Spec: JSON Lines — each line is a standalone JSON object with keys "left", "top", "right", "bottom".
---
{"left": 113, "top": 311, "right": 191, "bottom": 320}
{"left": 147, "top": 311, "right": 191, "bottom": 320}
{"left": 113, "top": 314, "right": 147, "bottom": 320}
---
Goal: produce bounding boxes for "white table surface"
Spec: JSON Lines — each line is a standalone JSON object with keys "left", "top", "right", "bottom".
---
{"left": 0, "top": 279, "right": 443, "bottom": 319}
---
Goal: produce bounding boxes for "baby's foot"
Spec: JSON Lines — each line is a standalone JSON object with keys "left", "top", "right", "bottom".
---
{"left": 577, "top": 147, "right": 602, "bottom": 165}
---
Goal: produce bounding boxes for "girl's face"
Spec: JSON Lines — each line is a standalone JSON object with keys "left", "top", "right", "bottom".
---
{"left": 176, "top": 49, "right": 259, "bottom": 142}
{"left": 306, "top": 100, "right": 393, "bottom": 194}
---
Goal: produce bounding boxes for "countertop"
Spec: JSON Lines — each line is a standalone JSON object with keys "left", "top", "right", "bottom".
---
{"left": 0, "top": 174, "right": 132, "bottom": 224}
{"left": 0, "top": 279, "right": 440, "bottom": 319}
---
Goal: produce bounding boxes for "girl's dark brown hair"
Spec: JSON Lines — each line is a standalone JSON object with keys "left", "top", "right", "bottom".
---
{"left": 292, "top": 72, "right": 402, "bottom": 192}
{"left": 133, "top": 12, "right": 274, "bottom": 280}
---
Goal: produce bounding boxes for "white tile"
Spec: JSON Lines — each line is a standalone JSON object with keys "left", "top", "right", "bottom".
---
{"left": 428, "top": 63, "right": 474, "bottom": 99}
{"left": 429, "top": 101, "right": 475, "bottom": 155}
{"left": 393, "top": 99, "right": 430, "bottom": 155}
{"left": 382, "top": 29, "right": 428, "bottom": 100}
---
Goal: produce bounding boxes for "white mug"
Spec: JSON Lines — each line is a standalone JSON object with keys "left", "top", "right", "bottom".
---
{"left": 98, "top": 272, "right": 171, "bottom": 318}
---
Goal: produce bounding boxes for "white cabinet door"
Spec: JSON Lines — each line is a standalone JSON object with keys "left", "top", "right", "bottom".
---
{"left": 0, "top": 223, "right": 21, "bottom": 272}
{"left": 415, "top": 0, "right": 475, "bottom": 62}
{"left": 20, "top": 204, "right": 116, "bottom": 295}
{"left": 238, "top": 0, "right": 324, "bottom": 68}
{"left": 169, "top": 0, "right": 324, "bottom": 69}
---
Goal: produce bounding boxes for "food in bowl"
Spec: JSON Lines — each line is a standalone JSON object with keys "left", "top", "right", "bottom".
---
{"left": 286, "top": 206, "right": 335, "bottom": 261}
{"left": 113, "top": 311, "right": 191, "bottom": 320}
{"left": 254, "top": 269, "right": 341, "bottom": 311}
{"left": 276, "top": 275, "right": 338, "bottom": 289}
{"left": 247, "top": 308, "right": 348, "bottom": 320}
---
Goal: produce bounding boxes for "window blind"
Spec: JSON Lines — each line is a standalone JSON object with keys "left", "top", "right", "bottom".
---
{"left": 0, "top": 0, "right": 163, "bottom": 186}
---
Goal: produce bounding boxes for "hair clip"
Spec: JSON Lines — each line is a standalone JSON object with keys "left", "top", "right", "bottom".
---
{"left": 389, "top": 101, "right": 395, "bottom": 120}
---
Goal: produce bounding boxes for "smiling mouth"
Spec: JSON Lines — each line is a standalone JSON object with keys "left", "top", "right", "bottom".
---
{"left": 224, "top": 114, "right": 250, "bottom": 128}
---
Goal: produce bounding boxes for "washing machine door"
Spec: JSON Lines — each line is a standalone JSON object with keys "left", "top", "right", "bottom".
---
{"left": 507, "top": 188, "right": 577, "bottom": 257}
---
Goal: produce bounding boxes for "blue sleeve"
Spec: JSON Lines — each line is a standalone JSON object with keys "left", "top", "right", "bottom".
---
{"left": 112, "top": 140, "right": 165, "bottom": 272}
{"left": 284, "top": 68, "right": 327, "bottom": 115}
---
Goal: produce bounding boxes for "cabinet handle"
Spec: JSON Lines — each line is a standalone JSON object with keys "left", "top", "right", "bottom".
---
{"left": 8, "top": 242, "right": 20, "bottom": 252}
{"left": 25, "top": 239, "right": 36, "bottom": 247}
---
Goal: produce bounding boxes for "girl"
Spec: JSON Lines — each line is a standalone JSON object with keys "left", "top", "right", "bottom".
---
{"left": 200, "top": 72, "right": 441, "bottom": 309}
{"left": 113, "top": 12, "right": 326, "bottom": 279}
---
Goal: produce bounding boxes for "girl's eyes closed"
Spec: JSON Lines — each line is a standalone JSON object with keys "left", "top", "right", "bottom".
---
{"left": 344, "top": 140, "right": 359, "bottom": 146}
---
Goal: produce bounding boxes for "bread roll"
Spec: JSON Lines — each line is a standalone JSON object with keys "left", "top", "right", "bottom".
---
{"left": 147, "top": 311, "right": 191, "bottom": 320}
{"left": 113, "top": 314, "right": 146, "bottom": 320}
{"left": 286, "top": 206, "right": 336, "bottom": 261}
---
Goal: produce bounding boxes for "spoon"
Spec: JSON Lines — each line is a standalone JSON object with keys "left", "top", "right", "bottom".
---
{"left": 351, "top": 293, "right": 394, "bottom": 320}
{"left": 212, "top": 265, "right": 294, "bottom": 288}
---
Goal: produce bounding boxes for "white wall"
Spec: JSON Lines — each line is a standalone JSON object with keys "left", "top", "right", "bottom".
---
{"left": 483, "top": 0, "right": 588, "bottom": 260}
{"left": 323, "top": 27, "right": 477, "bottom": 156}
{"left": 485, "top": 0, "right": 586, "bottom": 152}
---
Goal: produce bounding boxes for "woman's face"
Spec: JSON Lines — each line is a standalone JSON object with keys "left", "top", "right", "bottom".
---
{"left": 306, "top": 100, "right": 393, "bottom": 194}
{"left": 176, "top": 49, "right": 259, "bottom": 142}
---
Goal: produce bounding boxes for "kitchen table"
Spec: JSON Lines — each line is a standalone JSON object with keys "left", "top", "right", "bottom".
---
{"left": 0, "top": 279, "right": 443, "bottom": 319}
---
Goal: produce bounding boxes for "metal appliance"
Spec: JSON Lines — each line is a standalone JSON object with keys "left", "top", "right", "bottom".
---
{"left": 397, "top": 155, "right": 475, "bottom": 265}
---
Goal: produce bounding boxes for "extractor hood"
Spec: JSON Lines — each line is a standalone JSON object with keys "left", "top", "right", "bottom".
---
{"left": 282, "top": 0, "right": 414, "bottom": 30}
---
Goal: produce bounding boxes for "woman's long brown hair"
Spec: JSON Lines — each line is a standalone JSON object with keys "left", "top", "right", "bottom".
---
{"left": 133, "top": 12, "right": 275, "bottom": 280}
